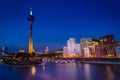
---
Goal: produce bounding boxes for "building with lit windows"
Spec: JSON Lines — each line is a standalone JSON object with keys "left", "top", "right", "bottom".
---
{"left": 100, "top": 35, "right": 117, "bottom": 57}
{"left": 63, "top": 35, "right": 119, "bottom": 58}
{"left": 63, "top": 38, "right": 82, "bottom": 58}
{"left": 80, "top": 38, "right": 99, "bottom": 57}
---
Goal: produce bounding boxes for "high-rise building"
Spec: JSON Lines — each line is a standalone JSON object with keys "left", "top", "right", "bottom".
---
{"left": 27, "top": 8, "right": 35, "bottom": 54}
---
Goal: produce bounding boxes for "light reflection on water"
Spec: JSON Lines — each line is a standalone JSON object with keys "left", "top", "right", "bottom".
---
{"left": 42, "top": 65, "right": 45, "bottom": 71}
{"left": 55, "top": 63, "right": 77, "bottom": 80}
{"left": 106, "top": 65, "right": 115, "bottom": 80}
{"left": 31, "top": 66, "right": 36, "bottom": 75}
{"left": 0, "top": 63, "right": 120, "bottom": 80}
{"left": 84, "top": 64, "right": 91, "bottom": 80}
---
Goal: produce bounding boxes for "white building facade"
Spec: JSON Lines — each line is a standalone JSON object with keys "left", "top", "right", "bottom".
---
{"left": 63, "top": 38, "right": 82, "bottom": 58}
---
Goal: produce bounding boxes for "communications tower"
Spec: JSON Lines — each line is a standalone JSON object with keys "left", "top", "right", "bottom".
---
{"left": 27, "top": 8, "right": 35, "bottom": 54}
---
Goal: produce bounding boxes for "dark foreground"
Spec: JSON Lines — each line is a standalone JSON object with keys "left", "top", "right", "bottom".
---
{"left": 0, "top": 62, "right": 120, "bottom": 80}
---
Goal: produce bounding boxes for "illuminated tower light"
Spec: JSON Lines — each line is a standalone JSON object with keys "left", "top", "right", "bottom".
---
{"left": 30, "top": 8, "right": 32, "bottom": 15}
{"left": 28, "top": 8, "right": 35, "bottom": 54}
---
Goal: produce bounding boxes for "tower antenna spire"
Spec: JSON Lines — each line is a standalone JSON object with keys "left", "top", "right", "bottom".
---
{"left": 30, "top": 7, "right": 32, "bottom": 15}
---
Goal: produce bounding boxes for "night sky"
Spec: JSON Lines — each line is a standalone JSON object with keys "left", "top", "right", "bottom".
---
{"left": 0, "top": 0, "right": 120, "bottom": 52}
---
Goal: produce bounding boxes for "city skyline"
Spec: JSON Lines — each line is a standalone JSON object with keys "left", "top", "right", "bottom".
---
{"left": 0, "top": 0, "right": 120, "bottom": 52}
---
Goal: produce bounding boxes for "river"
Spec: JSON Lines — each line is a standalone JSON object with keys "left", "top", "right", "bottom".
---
{"left": 0, "top": 63, "right": 120, "bottom": 80}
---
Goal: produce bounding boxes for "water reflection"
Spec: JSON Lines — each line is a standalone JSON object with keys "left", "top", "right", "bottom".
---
{"left": 0, "top": 63, "right": 120, "bottom": 80}
{"left": 106, "top": 65, "right": 115, "bottom": 80}
{"left": 56, "top": 63, "right": 77, "bottom": 80}
{"left": 37, "top": 64, "right": 54, "bottom": 80}
{"left": 42, "top": 65, "right": 45, "bottom": 71}
{"left": 31, "top": 66, "right": 36, "bottom": 75}
{"left": 84, "top": 64, "right": 91, "bottom": 80}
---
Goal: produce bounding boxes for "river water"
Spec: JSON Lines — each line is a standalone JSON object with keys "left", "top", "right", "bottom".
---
{"left": 0, "top": 63, "right": 120, "bottom": 80}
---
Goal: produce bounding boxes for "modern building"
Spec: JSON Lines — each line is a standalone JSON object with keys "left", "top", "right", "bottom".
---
{"left": 80, "top": 38, "right": 92, "bottom": 57}
{"left": 95, "top": 46, "right": 103, "bottom": 58}
{"left": 75, "top": 44, "right": 82, "bottom": 56}
{"left": 27, "top": 8, "right": 35, "bottom": 54}
{"left": 80, "top": 38, "right": 99, "bottom": 57}
{"left": 63, "top": 38, "right": 82, "bottom": 58}
{"left": 67, "top": 38, "right": 76, "bottom": 55}
{"left": 63, "top": 47, "right": 69, "bottom": 57}
{"left": 63, "top": 35, "right": 119, "bottom": 58}
{"left": 100, "top": 35, "right": 117, "bottom": 57}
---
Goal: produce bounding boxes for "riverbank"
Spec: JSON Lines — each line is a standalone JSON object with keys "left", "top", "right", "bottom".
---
{"left": 75, "top": 58, "right": 120, "bottom": 65}
{"left": 57, "top": 57, "right": 120, "bottom": 65}
{"left": 77, "top": 61, "right": 120, "bottom": 65}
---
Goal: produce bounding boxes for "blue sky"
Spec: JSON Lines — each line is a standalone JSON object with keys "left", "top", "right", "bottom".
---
{"left": 0, "top": 0, "right": 120, "bottom": 52}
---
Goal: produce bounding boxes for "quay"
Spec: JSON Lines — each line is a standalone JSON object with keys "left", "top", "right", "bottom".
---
{"left": 56, "top": 57, "right": 120, "bottom": 65}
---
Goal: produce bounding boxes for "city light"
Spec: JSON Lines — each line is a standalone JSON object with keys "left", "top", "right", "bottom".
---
{"left": 0, "top": 1, "right": 120, "bottom": 80}
{"left": 31, "top": 66, "right": 36, "bottom": 75}
{"left": 63, "top": 38, "right": 82, "bottom": 58}
{"left": 63, "top": 35, "right": 120, "bottom": 58}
